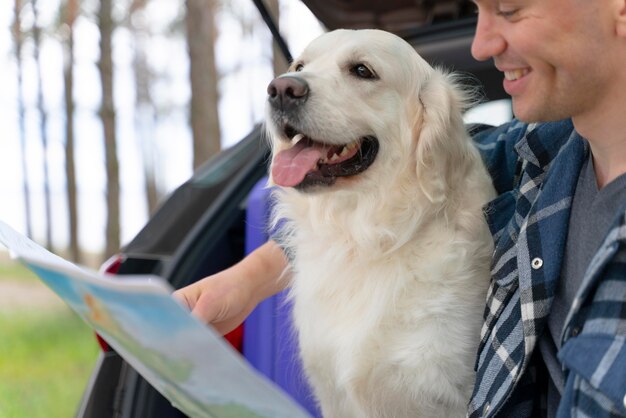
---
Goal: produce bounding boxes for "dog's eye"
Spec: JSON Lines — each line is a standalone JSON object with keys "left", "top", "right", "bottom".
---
{"left": 351, "top": 64, "right": 377, "bottom": 80}
{"left": 295, "top": 63, "right": 304, "bottom": 72}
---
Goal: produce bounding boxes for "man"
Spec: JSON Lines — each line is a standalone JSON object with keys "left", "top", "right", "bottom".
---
{"left": 175, "top": 0, "right": 626, "bottom": 416}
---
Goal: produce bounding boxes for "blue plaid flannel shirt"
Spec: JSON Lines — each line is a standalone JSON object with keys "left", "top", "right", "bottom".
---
{"left": 468, "top": 119, "right": 626, "bottom": 417}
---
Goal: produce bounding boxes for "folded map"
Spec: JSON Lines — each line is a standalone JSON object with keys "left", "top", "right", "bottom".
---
{"left": 0, "top": 220, "right": 311, "bottom": 418}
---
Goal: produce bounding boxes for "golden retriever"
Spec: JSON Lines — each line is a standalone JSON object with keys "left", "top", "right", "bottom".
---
{"left": 266, "top": 29, "right": 495, "bottom": 418}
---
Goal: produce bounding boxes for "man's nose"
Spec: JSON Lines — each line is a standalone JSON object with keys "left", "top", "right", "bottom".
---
{"left": 267, "top": 76, "right": 309, "bottom": 111}
{"left": 471, "top": 13, "right": 506, "bottom": 61}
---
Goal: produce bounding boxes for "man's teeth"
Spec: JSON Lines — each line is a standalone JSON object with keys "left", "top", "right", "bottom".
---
{"left": 504, "top": 69, "right": 529, "bottom": 81}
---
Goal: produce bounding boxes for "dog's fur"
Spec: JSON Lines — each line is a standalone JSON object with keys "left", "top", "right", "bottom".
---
{"left": 267, "top": 29, "right": 495, "bottom": 418}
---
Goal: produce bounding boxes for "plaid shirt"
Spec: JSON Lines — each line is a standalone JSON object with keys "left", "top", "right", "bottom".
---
{"left": 468, "top": 119, "right": 626, "bottom": 418}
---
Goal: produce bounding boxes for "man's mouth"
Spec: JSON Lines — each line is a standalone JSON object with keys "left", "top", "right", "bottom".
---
{"left": 503, "top": 68, "right": 530, "bottom": 81}
{"left": 271, "top": 126, "right": 379, "bottom": 190}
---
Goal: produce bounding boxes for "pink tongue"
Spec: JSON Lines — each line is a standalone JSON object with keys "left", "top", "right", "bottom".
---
{"left": 272, "top": 140, "right": 324, "bottom": 187}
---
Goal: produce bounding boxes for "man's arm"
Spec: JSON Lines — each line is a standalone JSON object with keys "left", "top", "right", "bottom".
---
{"left": 173, "top": 240, "right": 290, "bottom": 335}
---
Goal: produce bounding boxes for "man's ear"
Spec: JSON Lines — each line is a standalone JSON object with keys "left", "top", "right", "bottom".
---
{"left": 614, "top": 0, "right": 626, "bottom": 37}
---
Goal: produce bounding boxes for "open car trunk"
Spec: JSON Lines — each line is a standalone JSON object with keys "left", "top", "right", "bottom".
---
{"left": 261, "top": 0, "right": 504, "bottom": 100}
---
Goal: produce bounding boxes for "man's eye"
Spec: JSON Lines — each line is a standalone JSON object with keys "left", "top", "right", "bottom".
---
{"left": 496, "top": 8, "right": 519, "bottom": 18}
{"left": 351, "top": 64, "right": 377, "bottom": 80}
{"left": 295, "top": 63, "right": 304, "bottom": 72}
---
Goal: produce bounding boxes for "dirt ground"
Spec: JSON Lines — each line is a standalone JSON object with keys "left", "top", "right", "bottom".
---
{"left": 0, "top": 251, "right": 67, "bottom": 313}
{"left": 0, "top": 279, "right": 66, "bottom": 313}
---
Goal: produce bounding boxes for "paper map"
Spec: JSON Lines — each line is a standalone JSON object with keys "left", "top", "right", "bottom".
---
{"left": 0, "top": 220, "right": 311, "bottom": 418}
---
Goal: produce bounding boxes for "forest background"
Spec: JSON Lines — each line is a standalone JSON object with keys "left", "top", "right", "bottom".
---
{"left": 0, "top": 0, "right": 322, "bottom": 264}
{"left": 0, "top": 1, "right": 322, "bottom": 416}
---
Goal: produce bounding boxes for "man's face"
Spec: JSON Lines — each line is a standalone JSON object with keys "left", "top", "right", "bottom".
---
{"left": 470, "top": 0, "right": 618, "bottom": 123}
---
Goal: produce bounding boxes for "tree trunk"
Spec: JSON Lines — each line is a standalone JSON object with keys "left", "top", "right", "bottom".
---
{"left": 32, "top": 0, "right": 54, "bottom": 251}
{"left": 267, "top": 0, "right": 288, "bottom": 77}
{"left": 62, "top": 0, "right": 80, "bottom": 262}
{"left": 129, "top": 0, "right": 160, "bottom": 216}
{"left": 11, "top": 0, "right": 33, "bottom": 239}
{"left": 98, "top": 0, "right": 121, "bottom": 259}
{"left": 186, "top": 0, "right": 221, "bottom": 170}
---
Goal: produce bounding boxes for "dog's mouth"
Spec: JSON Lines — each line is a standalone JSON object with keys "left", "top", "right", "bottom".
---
{"left": 271, "top": 126, "right": 379, "bottom": 190}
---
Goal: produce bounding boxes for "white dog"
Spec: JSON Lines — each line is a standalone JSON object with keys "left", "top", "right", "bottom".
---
{"left": 266, "top": 29, "right": 495, "bottom": 418}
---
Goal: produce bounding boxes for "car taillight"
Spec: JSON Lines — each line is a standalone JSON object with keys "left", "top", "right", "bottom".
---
{"left": 99, "top": 254, "right": 123, "bottom": 275}
{"left": 93, "top": 254, "right": 125, "bottom": 352}
{"left": 95, "top": 334, "right": 111, "bottom": 352}
{"left": 224, "top": 324, "right": 244, "bottom": 353}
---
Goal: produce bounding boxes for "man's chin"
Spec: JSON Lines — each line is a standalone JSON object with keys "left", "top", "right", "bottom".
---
{"left": 512, "top": 100, "right": 564, "bottom": 124}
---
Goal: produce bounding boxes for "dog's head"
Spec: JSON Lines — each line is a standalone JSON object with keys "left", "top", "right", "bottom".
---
{"left": 267, "top": 29, "right": 474, "bottom": 199}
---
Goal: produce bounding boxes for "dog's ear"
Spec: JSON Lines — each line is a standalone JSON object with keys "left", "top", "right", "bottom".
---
{"left": 413, "top": 69, "right": 476, "bottom": 204}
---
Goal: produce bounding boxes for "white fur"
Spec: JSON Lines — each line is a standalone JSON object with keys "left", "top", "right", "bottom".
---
{"left": 268, "top": 29, "right": 495, "bottom": 418}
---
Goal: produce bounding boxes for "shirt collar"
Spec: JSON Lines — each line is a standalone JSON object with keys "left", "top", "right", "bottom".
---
{"left": 514, "top": 119, "right": 578, "bottom": 171}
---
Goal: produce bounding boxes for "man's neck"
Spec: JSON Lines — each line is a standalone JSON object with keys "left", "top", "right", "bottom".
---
{"left": 590, "top": 150, "right": 626, "bottom": 189}
{"left": 573, "top": 101, "right": 626, "bottom": 190}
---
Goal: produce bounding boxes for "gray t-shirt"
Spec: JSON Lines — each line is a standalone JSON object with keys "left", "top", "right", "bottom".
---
{"left": 539, "top": 148, "right": 626, "bottom": 416}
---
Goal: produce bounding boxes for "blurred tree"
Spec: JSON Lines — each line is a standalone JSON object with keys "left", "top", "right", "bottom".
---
{"left": 60, "top": 0, "right": 80, "bottom": 262}
{"left": 98, "top": 0, "right": 121, "bottom": 259}
{"left": 11, "top": 0, "right": 33, "bottom": 240}
{"left": 185, "top": 0, "right": 222, "bottom": 170}
{"left": 267, "top": 0, "right": 288, "bottom": 77}
{"left": 221, "top": 1, "right": 255, "bottom": 126}
{"left": 128, "top": 0, "right": 160, "bottom": 216}
{"left": 32, "top": 0, "right": 54, "bottom": 251}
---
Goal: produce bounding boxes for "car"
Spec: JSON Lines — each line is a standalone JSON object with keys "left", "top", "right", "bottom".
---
{"left": 76, "top": 1, "right": 509, "bottom": 417}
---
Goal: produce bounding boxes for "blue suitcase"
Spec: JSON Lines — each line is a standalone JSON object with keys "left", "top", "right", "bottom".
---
{"left": 243, "top": 177, "right": 321, "bottom": 417}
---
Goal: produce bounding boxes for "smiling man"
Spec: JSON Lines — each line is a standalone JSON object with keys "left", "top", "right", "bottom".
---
{"left": 466, "top": 0, "right": 626, "bottom": 416}
{"left": 174, "top": 1, "right": 626, "bottom": 416}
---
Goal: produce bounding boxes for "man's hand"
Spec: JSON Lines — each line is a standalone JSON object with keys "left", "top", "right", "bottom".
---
{"left": 173, "top": 240, "right": 290, "bottom": 335}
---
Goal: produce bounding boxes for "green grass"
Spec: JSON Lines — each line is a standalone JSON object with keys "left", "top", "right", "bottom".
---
{"left": 0, "top": 308, "right": 100, "bottom": 418}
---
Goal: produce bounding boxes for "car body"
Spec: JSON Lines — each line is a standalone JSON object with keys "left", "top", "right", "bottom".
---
{"left": 77, "top": 1, "right": 508, "bottom": 417}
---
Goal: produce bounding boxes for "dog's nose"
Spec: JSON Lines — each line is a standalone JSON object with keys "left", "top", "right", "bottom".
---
{"left": 267, "top": 76, "right": 309, "bottom": 111}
